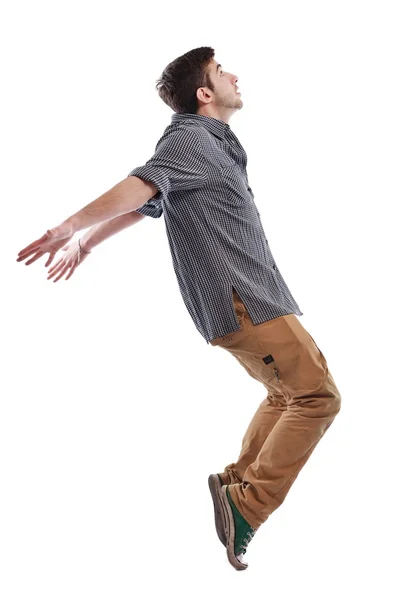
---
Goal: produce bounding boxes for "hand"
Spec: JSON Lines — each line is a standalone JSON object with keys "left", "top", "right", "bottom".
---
{"left": 47, "top": 240, "right": 91, "bottom": 282}
{"left": 16, "top": 222, "right": 75, "bottom": 268}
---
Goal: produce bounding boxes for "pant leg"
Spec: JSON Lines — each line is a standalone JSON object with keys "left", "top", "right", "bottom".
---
{"left": 221, "top": 355, "right": 288, "bottom": 486}
{"left": 232, "top": 369, "right": 341, "bottom": 528}
{"left": 213, "top": 308, "right": 341, "bottom": 530}
{"left": 221, "top": 393, "right": 287, "bottom": 485}
{"left": 211, "top": 289, "right": 288, "bottom": 487}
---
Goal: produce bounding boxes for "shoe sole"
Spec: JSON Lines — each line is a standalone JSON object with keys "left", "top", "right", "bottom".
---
{"left": 220, "top": 485, "right": 249, "bottom": 571}
{"left": 208, "top": 474, "right": 227, "bottom": 547}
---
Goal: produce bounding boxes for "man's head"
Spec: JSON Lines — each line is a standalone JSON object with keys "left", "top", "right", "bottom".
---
{"left": 156, "top": 46, "right": 243, "bottom": 123}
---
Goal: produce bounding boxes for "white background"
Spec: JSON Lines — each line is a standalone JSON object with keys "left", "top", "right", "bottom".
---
{"left": 1, "top": 0, "right": 398, "bottom": 597}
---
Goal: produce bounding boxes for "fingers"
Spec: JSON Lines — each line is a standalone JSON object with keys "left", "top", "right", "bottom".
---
{"left": 24, "top": 251, "right": 45, "bottom": 266}
{"left": 52, "top": 262, "right": 74, "bottom": 283}
{"left": 65, "top": 264, "right": 77, "bottom": 280}
{"left": 47, "top": 257, "right": 80, "bottom": 282}
{"left": 16, "top": 233, "right": 50, "bottom": 261}
{"left": 47, "top": 258, "right": 66, "bottom": 280}
{"left": 44, "top": 252, "right": 63, "bottom": 273}
{"left": 44, "top": 253, "right": 57, "bottom": 268}
{"left": 17, "top": 247, "right": 42, "bottom": 262}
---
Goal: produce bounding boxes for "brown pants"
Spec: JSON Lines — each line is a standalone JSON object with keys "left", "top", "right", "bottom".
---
{"left": 210, "top": 289, "right": 341, "bottom": 529}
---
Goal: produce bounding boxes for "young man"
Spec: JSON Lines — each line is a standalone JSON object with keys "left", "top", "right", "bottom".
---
{"left": 16, "top": 46, "right": 341, "bottom": 571}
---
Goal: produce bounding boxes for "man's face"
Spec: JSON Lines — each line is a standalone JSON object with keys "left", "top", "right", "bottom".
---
{"left": 203, "top": 58, "right": 243, "bottom": 111}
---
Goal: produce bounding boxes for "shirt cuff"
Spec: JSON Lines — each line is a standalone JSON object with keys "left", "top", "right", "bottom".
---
{"left": 135, "top": 198, "right": 163, "bottom": 219}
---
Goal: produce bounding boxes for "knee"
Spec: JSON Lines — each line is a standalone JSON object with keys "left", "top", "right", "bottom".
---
{"left": 326, "top": 371, "right": 342, "bottom": 415}
{"left": 333, "top": 392, "right": 341, "bottom": 416}
{"left": 328, "top": 388, "right": 342, "bottom": 420}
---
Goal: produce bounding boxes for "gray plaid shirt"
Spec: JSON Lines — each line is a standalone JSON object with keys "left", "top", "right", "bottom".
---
{"left": 128, "top": 113, "right": 303, "bottom": 344}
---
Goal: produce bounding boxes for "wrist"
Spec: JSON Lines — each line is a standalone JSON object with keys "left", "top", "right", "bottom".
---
{"left": 79, "top": 237, "right": 92, "bottom": 253}
{"left": 57, "top": 217, "right": 78, "bottom": 238}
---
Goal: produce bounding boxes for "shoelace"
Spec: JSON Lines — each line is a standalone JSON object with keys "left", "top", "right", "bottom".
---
{"left": 239, "top": 528, "right": 257, "bottom": 554}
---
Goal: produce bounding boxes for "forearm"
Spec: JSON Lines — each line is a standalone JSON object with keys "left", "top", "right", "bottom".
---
{"left": 62, "top": 176, "right": 158, "bottom": 234}
{"left": 80, "top": 210, "right": 145, "bottom": 252}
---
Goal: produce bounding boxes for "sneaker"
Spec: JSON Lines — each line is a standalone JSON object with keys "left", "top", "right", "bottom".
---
{"left": 220, "top": 485, "right": 258, "bottom": 570}
{"left": 208, "top": 474, "right": 228, "bottom": 546}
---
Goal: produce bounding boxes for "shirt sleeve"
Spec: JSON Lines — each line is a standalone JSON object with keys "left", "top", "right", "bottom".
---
{"left": 127, "top": 127, "right": 208, "bottom": 215}
{"left": 134, "top": 197, "right": 164, "bottom": 219}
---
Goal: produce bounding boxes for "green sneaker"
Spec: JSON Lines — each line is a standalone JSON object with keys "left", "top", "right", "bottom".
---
{"left": 221, "top": 485, "right": 258, "bottom": 570}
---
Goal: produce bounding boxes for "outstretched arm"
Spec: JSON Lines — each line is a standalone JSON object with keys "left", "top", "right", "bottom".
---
{"left": 16, "top": 176, "right": 157, "bottom": 268}
{"left": 80, "top": 209, "right": 146, "bottom": 253}
{"left": 64, "top": 176, "right": 157, "bottom": 234}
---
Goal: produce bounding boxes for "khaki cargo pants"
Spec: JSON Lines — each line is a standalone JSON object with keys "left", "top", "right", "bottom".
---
{"left": 210, "top": 289, "right": 342, "bottom": 529}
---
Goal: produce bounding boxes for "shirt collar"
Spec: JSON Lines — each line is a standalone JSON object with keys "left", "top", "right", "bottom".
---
{"left": 171, "top": 113, "right": 230, "bottom": 140}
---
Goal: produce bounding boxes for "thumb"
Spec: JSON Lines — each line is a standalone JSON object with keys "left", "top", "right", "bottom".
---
{"left": 47, "top": 225, "right": 63, "bottom": 238}
{"left": 62, "top": 245, "right": 70, "bottom": 251}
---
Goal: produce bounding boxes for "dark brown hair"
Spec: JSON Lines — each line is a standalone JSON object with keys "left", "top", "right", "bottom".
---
{"left": 155, "top": 46, "right": 216, "bottom": 114}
